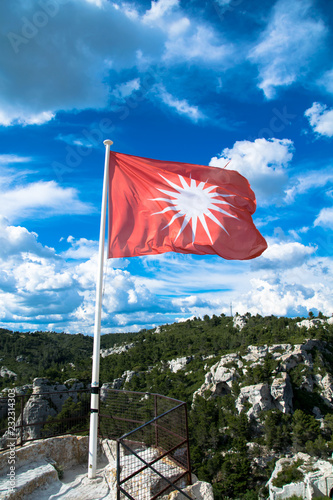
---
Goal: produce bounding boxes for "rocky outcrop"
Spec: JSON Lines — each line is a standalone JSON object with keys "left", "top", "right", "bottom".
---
{"left": 0, "top": 367, "right": 17, "bottom": 379}
{"left": 160, "top": 480, "right": 214, "bottom": 499}
{"left": 100, "top": 343, "right": 135, "bottom": 358}
{"left": 233, "top": 315, "right": 247, "bottom": 330}
{"left": 270, "top": 373, "right": 293, "bottom": 413}
{"left": 296, "top": 318, "right": 333, "bottom": 329}
{"left": 236, "top": 383, "right": 273, "bottom": 418}
{"left": 194, "top": 339, "right": 332, "bottom": 419}
{"left": 193, "top": 353, "right": 242, "bottom": 400}
{"left": 235, "top": 374, "right": 293, "bottom": 419}
{"left": 8, "top": 377, "right": 88, "bottom": 441}
{"left": 167, "top": 357, "right": 193, "bottom": 373}
{"left": 267, "top": 452, "right": 333, "bottom": 499}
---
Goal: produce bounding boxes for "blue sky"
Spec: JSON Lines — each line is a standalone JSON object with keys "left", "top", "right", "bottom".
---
{"left": 0, "top": 0, "right": 333, "bottom": 334}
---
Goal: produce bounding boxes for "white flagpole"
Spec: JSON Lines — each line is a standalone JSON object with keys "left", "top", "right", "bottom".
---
{"left": 88, "top": 139, "right": 113, "bottom": 479}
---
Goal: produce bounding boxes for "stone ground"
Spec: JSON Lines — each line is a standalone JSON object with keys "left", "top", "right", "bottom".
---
{"left": 25, "top": 461, "right": 112, "bottom": 500}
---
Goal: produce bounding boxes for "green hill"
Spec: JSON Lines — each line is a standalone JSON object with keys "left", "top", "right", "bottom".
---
{"left": 1, "top": 313, "right": 333, "bottom": 499}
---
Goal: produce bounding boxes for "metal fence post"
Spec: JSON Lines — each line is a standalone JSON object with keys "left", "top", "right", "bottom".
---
{"left": 184, "top": 403, "right": 192, "bottom": 485}
{"left": 116, "top": 439, "right": 120, "bottom": 500}
{"left": 154, "top": 394, "right": 158, "bottom": 448}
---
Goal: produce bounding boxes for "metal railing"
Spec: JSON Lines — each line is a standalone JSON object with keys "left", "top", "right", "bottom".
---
{"left": 0, "top": 387, "right": 191, "bottom": 499}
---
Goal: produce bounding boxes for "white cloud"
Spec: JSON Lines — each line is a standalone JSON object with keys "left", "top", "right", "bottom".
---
{"left": 143, "top": 0, "right": 179, "bottom": 24}
{"left": 153, "top": 84, "right": 205, "bottom": 122}
{"left": 317, "top": 68, "right": 333, "bottom": 95}
{"left": 0, "top": 1, "right": 163, "bottom": 126}
{"left": 0, "top": 217, "right": 55, "bottom": 259}
{"left": 164, "top": 25, "right": 232, "bottom": 64}
{"left": 285, "top": 167, "right": 333, "bottom": 203}
{"left": 55, "top": 134, "right": 95, "bottom": 149}
{"left": 112, "top": 78, "right": 141, "bottom": 100}
{"left": 249, "top": 0, "right": 326, "bottom": 98}
{"left": 0, "top": 155, "right": 32, "bottom": 165}
{"left": 0, "top": 109, "right": 55, "bottom": 127}
{"left": 210, "top": 138, "right": 294, "bottom": 205}
{"left": 0, "top": 216, "right": 332, "bottom": 332}
{"left": 314, "top": 207, "right": 333, "bottom": 228}
{"left": 62, "top": 237, "right": 99, "bottom": 260}
{"left": 252, "top": 241, "right": 317, "bottom": 270}
{"left": 305, "top": 102, "right": 333, "bottom": 137}
{"left": 0, "top": 180, "right": 93, "bottom": 222}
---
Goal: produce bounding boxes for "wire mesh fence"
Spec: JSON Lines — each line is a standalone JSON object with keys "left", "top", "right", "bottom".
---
{"left": 0, "top": 387, "right": 191, "bottom": 499}
{"left": 0, "top": 389, "right": 90, "bottom": 448}
{"left": 99, "top": 389, "right": 192, "bottom": 500}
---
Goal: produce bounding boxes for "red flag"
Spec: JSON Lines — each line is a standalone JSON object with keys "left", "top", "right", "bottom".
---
{"left": 108, "top": 151, "right": 267, "bottom": 260}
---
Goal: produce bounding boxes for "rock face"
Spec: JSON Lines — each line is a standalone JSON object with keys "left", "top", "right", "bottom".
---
{"left": 233, "top": 315, "right": 247, "bottom": 330}
{"left": 160, "top": 480, "right": 214, "bottom": 499}
{"left": 296, "top": 317, "right": 333, "bottom": 329}
{"left": 100, "top": 343, "right": 135, "bottom": 358}
{"left": 194, "top": 339, "right": 332, "bottom": 419}
{"left": 193, "top": 353, "right": 242, "bottom": 400}
{"left": 0, "top": 367, "right": 17, "bottom": 379}
{"left": 270, "top": 373, "right": 293, "bottom": 413}
{"left": 267, "top": 452, "right": 333, "bottom": 499}
{"left": 167, "top": 356, "right": 193, "bottom": 373}
{"left": 14, "top": 377, "right": 86, "bottom": 441}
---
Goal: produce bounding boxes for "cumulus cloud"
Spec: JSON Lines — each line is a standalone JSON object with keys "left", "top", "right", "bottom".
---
{"left": 305, "top": 102, "right": 333, "bottom": 137}
{"left": 163, "top": 24, "right": 232, "bottom": 64}
{"left": 0, "top": 217, "right": 163, "bottom": 333}
{"left": 0, "top": 180, "right": 93, "bottom": 222}
{"left": 0, "top": 0, "right": 233, "bottom": 126}
{"left": 61, "top": 237, "right": 99, "bottom": 260}
{"left": 0, "top": 0, "right": 163, "bottom": 125}
{"left": 252, "top": 241, "right": 317, "bottom": 270}
{"left": 249, "top": 0, "right": 326, "bottom": 98}
{"left": 0, "top": 217, "right": 55, "bottom": 259}
{"left": 210, "top": 138, "right": 294, "bottom": 205}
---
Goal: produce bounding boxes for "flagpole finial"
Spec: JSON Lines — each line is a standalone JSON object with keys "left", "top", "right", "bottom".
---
{"left": 103, "top": 139, "right": 113, "bottom": 146}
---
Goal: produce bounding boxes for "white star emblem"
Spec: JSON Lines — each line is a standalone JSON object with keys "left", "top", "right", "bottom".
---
{"left": 151, "top": 174, "right": 238, "bottom": 243}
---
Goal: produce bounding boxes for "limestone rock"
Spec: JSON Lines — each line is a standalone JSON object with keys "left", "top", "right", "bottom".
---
{"left": 100, "top": 382, "right": 116, "bottom": 402}
{"left": 236, "top": 383, "right": 274, "bottom": 418}
{"left": 193, "top": 353, "right": 241, "bottom": 400}
{"left": 64, "top": 378, "right": 84, "bottom": 390}
{"left": 243, "top": 345, "right": 270, "bottom": 363}
{"left": 111, "top": 378, "right": 124, "bottom": 390}
{"left": 160, "top": 480, "right": 214, "bottom": 499}
{"left": 316, "top": 373, "right": 333, "bottom": 407}
{"left": 0, "top": 367, "right": 17, "bottom": 379}
{"left": 267, "top": 452, "right": 333, "bottom": 499}
{"left": 122, "top": 370, "right": 137, "bottom": 384}
{"left": 296, "top": 318, "right": 326, "bottom": 329}
{"left": 167, "top": 357, "right": 193, "bottom": 373}
{"left": 100, "top": 342, "right": 135, "bottom": 358}
{"left": 233, "top": 315, "right": 247, "bottom": 330}
{"left": 270, "top": 373, "right": 293, "bottom": 413}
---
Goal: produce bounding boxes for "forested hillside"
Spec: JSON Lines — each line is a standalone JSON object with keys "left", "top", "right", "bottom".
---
{"left": 1, "top": 313, "right": 333, "bottom": 499}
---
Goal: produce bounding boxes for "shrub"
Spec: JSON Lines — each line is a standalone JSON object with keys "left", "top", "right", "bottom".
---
{"left": 272, "top": 459, "right": 304, "bottom": 489}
